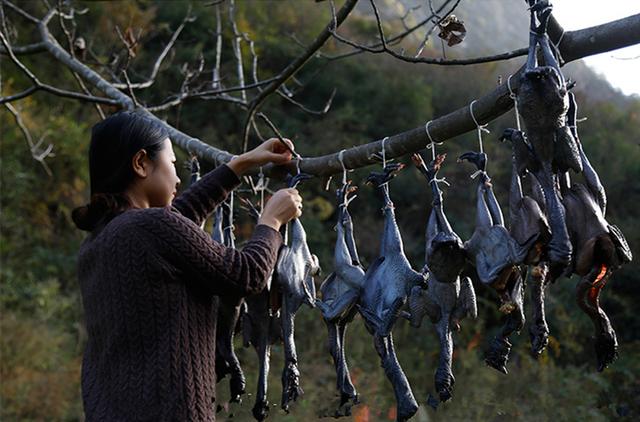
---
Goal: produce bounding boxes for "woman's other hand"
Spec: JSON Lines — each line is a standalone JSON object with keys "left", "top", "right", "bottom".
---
{"left": 257, "top": 188, "right": 303, "bottom": 231}
{"left": 227, "top": 138, "right": 295, "bottom": 177}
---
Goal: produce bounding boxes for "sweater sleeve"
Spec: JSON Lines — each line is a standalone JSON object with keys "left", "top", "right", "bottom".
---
{"left": 171, "top": 163, "right": 242, "bottom": 227}
{"left": 140, "top": 207, "right": 282, "bottom": 296}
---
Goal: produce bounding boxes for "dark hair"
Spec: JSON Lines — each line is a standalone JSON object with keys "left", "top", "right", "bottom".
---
{"left": 72, "top": 111, "right": 169, "bottom": 232}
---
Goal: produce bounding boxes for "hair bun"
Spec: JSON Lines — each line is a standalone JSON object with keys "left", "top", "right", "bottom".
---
{"left": 72, "top": 193, "right": 130, "bottom": 232}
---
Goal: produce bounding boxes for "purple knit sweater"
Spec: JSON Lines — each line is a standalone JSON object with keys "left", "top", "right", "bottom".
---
{"left": 77, "top": 164, "right": 282, "bottom": 421}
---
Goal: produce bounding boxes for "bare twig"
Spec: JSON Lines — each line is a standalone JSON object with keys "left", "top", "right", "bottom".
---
{"left": 229, "top": 0, "right": 247, "bottom": 104}
{"left": 112, "top": 7, "right": 195, "bottom": 90}
{"left": 330, "top": 0, "right": 531, "bottom": 66}
{"left": 211, "top": 2, "right": 223, "bottom": 89}
{"left": 3, "top": 102, "right": 54, "bottom": 175}
{"left": 240, "top": 0, "right": 358, "bottom": 153}
{"left": 0, "top": 29, "right": 121, "bottom": 105}
{"left": 56, "top": 0, "right": 105, "bottom": 118}
{"left": 2, "top": 0, "right": 39, "bottom": 23}
{"left": 276, "top": 87, "right": 336, "bottom": 115}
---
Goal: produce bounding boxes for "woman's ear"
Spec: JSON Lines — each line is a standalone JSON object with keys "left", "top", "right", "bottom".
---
{"left": 131, "top": 149, "right": 150, "bottom": 178}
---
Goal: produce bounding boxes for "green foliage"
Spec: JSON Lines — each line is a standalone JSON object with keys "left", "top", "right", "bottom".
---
{"left": 1, "top": 1, "right": 639, "bottom": 420}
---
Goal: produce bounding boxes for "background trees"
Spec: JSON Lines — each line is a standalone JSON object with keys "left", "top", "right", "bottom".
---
{"left": 1, "top": 1, "right": 639, "bottom": 420}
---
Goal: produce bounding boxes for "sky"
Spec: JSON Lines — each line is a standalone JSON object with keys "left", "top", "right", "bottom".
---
{"left": 552, "top": 0, "right": 640, "bottom": 96}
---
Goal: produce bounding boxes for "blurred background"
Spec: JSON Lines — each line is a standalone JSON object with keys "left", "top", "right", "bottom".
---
{"left": 1, "top": 1, "right": 638, "bottom": 420}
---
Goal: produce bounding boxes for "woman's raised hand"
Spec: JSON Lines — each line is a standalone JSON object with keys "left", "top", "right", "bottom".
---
{"left": 227, "top": 138, "right": 295, "bottom": 177}
{"left": 258, "top": 188, "right": 303, "bottom": 231}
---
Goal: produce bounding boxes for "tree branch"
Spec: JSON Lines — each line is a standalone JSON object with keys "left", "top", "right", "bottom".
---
{"left": 240, "top": 0, "right": 359, "bottom": 152}
{"left": 111, "top": 8, "right": 195, "bottom": 90}
{"left": 0, "top": 29, "right": 121, "bottom": 105}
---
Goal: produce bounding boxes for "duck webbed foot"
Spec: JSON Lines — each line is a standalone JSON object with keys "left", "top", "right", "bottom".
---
{"left": 529, "top": 323, "right": 550, "bottom": 357}
{"left": 529, "top": 264, "right": 550, "bottom": 356}
{"left": 252, "top": 400, "right": 270, "bottom": 421}
{"left": 485, "top": 337, "right": 512, "bottom": 374}
{"left": 434, "top": 366, "right": 455, "bottom": 402}
{"left": 458, "top": 151, "right": 490, "bottom": 184}
{"left": 365, "top": 163, "right": 405, "bottom": 188}
{"left": 595, "top": 330, "right": 618, "bottom": 372}
{"left": 229, "top": 373, "right": 246, "bottom": 403}
{"left": 281, "top": 362, "right": 303, "bottom": 412}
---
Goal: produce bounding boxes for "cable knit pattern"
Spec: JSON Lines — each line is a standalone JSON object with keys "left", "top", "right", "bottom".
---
{"left": 77, "top": 164, "right": 282, "bottom": 421}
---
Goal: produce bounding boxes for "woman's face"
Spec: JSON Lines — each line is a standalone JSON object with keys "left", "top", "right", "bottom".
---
{"left": 145, "top": 138, "right": 181, "bottom": 207}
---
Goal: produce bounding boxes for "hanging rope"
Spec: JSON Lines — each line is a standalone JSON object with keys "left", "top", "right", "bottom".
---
{"left": 507, "top": 75, "right": 522, "bottom": 131}
{"left": 424, "top": 120, "right": 444, "bottom": 161}
{"left": 380, "top": 136, "right": 388, "bottom": 168}
{"left": 551, "top": 28, "right": 566, "bottom": 65}
{"left": 338, "top": 149, "right": 348, "bottom": 185}
{"left": 380, "top": 136, "right": 391, "bottom": 196}
{"left": 258, "top": 166, "right": 265, "bottom": 212}
{"left": 469, "top": 100, "right": 489, "bottom": 154}
{"left": 223, "top": 190, "right": 236, "bottom": 241}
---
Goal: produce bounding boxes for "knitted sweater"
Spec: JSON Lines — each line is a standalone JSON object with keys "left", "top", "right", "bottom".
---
{"left": 77, "top": 164, "right": 282, "bottom": 421}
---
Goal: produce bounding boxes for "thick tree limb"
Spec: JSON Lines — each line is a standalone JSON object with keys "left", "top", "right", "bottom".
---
{"left": 287, "top": 13, "right": 640, "bottom": 178}
{"left": 3, "top": 0, "right": 639, "bottom": 182}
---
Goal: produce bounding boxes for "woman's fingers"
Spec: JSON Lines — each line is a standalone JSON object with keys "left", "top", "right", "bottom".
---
{"left": 259, "top": 188, "right": 304, "bottom": 228}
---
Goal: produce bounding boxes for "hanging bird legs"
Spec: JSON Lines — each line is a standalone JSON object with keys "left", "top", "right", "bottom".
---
{"left": 359, "top": 163, "right": 424, "bottom": 421}
{"left": 238, "top": 197, "right": 282, "bottom": 421}
{"left": 517, "top": 0, "right": 582, "bottom": 278}
{"left": 459, "top": 152, "right": 528, "bottom": 374}
{"left": 500, "top": 128, "right": 552, "bottom": 357}
{"left": 273, "top": 172, "right": 321, "bottom": 413}
{"left": 558, "top": 92, "right": 631, "bottom": 371}
{"left": 408, "top": 152, "right": 476, "bottom": 406}
{"left": 316, "top": 180, "right": 364, "bottom": 415}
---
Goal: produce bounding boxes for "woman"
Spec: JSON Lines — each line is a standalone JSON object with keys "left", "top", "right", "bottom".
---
{"left": 72, "top": 111, "right": 302, "bottom": 421}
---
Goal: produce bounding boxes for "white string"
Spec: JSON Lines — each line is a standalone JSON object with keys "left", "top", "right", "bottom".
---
{"left": 381, "top": 137, "right": 388, "bottom": 168}
{"left": 469, "top": 100, "right": 489, "bottom": 153}
{"left": 469, "top": 169, "right": 486, "bottom": 180}
{"left": 223, "top": 191, "right": 236, "bottom": 239}
{"left": 258, "top": 166, "right": 265, "bottom": 211}
{"left": 425, "top": 120, "right": 443, "bottom": 161}
{"left": 380, "top": 137, "right": 390, "bottom": 196}
{"left": 338, "top": 149, "right": 348, "bottom": 185}
{"left": 507, "top": 75, "right": 522, "bottom": 131}
{"left": 429, "top": 176, "right": 450, "bottom": 187}
{"left": 552, "top": 28, "right": 566, "bottom": 64}
{"left": 295, "top": 156, "right": 302, "bottom": 175}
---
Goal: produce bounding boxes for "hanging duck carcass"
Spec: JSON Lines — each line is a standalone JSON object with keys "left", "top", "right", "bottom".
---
{"left": 516, "top": 0, "right": 583, "bottom": 277}
{"left": 273, "top": 172, "right": 321, "bottom": 412}
{"left": 408, "top": 152, "right": 477, "bottom": 406}
{"left": 238, "top": 197, "right": 282, "bottom": 421}
{"left": 458, "top": 152, "right": 530, "bottom": 374}
{"left": 500, "top": 128, "right": 552, "bottom": 356}
{"left": 212, "top": 194, "right": 247, "bottom": 404}
{"left": 358, "top": 161, "right": 425, "bottom": 422}
{"left": 316, "top": 179, "right": 364, "bottom": 416}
